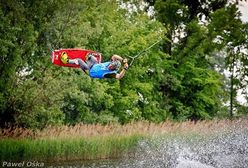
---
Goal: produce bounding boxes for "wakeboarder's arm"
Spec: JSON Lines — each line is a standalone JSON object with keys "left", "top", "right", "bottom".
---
{"left": 116, "top": 69, "right": 126, "bottom": 79}
{"left": 116, "top": 58, "right": 128, "bottom": 79}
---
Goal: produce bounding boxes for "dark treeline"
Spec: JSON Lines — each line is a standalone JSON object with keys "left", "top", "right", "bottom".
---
{"left": 0, "top": 0, "right": 247, "bottom": 128}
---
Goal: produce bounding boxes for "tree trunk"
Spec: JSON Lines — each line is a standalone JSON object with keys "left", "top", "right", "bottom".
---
{"left": 229, "top": 55, "right": 236, "bottom": 118}
{"left": 230, "top": 71, "right": 234, "bottom": 118}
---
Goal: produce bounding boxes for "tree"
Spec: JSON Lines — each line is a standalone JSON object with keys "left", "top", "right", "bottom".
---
{"left": 1, "top": 0, "right": 246, "bottom": 128}
{"left": 0, "top": 0, "right": 37, "bottom": 126}
{"left": 140, "top": 0, "right": 228, "bottom": 120}
{"left": 208, "top": 4, "right": 248, "bottom": 116}
{"left": 0, "top": 0, "right": 66, "bottom": 127}
{"left": 44, "top": 1, "right": 168, "bottom": 123}
{"left": 145, "top": 0, "right": 227, "bottom": 55}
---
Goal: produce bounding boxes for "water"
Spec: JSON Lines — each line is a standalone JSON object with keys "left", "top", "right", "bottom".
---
{"left": 49, "top": 124, "right": 248, "bottom": 168}
{"left": 132, "top": 130, "right": 248, "bottom": 168}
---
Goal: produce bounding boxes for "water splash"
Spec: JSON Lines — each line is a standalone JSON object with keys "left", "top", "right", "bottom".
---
{"left": 50, "top": 120, "right": 248, "bottom": 168}
{"left": 131, "top": 128, "right": 248, "bottom": 168}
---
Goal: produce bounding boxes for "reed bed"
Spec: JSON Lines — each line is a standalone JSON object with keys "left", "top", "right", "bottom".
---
{"left": 0, "top": 134, "right": 141, "bottom": 162}
{"left": 0, "top": 118, "right": 247, "bottom": 162}
{"left": 1, "top": 119, "right": 247, "bottom": 139}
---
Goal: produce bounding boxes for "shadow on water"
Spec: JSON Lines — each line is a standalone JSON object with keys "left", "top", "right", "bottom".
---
{"left": 49, "top": 122, "right": 248, "bottom": 168}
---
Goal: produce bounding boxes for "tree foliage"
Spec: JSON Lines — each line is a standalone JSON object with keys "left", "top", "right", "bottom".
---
{"left": 0, "top": 0, "right": 247, "bottom": 128}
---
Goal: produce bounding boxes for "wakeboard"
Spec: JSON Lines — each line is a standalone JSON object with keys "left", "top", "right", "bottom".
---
{"left": 51, "top": 49, "right": 102, "bottom": 68}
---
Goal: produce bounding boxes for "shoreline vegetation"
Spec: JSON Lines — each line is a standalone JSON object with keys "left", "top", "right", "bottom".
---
{"left": 0, "top": 119, "right": 247, "bottom": 163}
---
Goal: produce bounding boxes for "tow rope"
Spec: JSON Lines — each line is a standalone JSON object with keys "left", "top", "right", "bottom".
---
{"left": 127, "top": 38, "right": 163, "bottom": 66}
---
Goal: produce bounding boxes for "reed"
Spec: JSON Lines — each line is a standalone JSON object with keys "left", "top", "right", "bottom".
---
{"left": 1, "top": 119, "right": 244, "bottom": 139}
{"left": 0, "top": 118, "right": 247, "bottom": 162}
{"left": 0, "top": 134, "right": 143, "bottom": 162}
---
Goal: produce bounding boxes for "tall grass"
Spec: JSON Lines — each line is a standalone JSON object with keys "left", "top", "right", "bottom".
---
{"left": 0, "top": 135, "right": 142, "bottom": 162}
{"left": 0, "top": 119, "right": 247, "bottom": 162}
{"left": 2, "top": 119, "right": 246, "bottom": 139}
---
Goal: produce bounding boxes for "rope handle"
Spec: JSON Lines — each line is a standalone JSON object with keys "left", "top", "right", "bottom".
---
{"left": 122, "top": 58, "right": 129, "bottom": 70}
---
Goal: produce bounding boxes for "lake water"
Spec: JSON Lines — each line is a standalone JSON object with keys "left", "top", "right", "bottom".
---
{"left": 48, "top": 123, "right": 248, "bottom": 168}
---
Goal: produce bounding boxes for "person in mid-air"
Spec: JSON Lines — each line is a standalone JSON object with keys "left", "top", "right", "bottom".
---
{"left": 61, "top": 52, "right": 128, "bottom": 79}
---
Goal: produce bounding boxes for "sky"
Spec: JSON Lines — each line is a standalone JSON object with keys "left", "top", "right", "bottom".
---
{"left": 238, "top": 1, "right": 248, "bottom": 22}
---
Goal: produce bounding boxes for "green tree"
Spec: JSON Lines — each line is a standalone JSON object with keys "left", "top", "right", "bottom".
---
{"left": 0, "top": 0, "right": 37, "bottom": 126}
{"left": 0, "top": 0, "right": 66, "bottom": 127}
{"left": 45, "top": 0, "right": 166, "bottom": 124}
{"left": 209, "top": 4, "right": 248, "bottom": 117}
